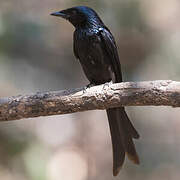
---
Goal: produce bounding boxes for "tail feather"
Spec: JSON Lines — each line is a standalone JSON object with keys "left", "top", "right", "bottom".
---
{"left": 121, "top": 109, "right": 140, "bottom": 139}
{"left": 119, "top": 108, "right": 140, "bottom": 164}
{"left": 106, "top": 107, "right": 139, "bottom": 176}
{"left": 107, "top": 108, "right": 125, "bottom": 176}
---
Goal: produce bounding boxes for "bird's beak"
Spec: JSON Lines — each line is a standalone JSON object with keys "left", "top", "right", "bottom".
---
{"left": 50, "top": 11, "right": 68, "bottom": 19}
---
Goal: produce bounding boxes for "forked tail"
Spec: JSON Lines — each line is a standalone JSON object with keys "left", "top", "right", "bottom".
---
{"left": 106, "top": 107, "right": 140, "bottom": 176}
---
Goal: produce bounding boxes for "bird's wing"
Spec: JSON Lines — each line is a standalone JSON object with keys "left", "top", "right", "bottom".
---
{"left": 98, "top": 27, "right": 122, "bottom": 82}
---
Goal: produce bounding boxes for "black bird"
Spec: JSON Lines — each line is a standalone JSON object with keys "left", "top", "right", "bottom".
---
{"left": 51, "top": 6, "right": 140, "bottom": 176}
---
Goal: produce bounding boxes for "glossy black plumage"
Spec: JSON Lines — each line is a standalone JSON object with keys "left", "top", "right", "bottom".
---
{"left": 51, "top": 6, "right": 140, "bottom": 176}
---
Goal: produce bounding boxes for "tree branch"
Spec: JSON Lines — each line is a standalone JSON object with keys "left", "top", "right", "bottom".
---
{"left": 0, "top": 80, "right": 180, "bottom": 121}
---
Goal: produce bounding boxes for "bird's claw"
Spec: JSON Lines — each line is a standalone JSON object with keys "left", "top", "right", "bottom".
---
{"left": 83, "top": 83, "right": 95, "bottom": 93}
{"left": 103, "top": 81, "right": 113, "bottom": 90}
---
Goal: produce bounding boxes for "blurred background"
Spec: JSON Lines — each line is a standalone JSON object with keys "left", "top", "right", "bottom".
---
{"left": 0, "top": 0, "right": 180, "bottom": 179}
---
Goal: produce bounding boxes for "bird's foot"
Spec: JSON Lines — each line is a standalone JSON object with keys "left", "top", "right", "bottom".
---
{"left": 86, "top": 83, "right": 96, "bottom": 88}
{"left": 83, "top": 83, "right": 96, "bottom": 93}
{"left": 103, "top": 81, "right": 113, "bottom": 90}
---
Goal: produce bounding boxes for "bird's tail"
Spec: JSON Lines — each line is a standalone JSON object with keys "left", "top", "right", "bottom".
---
{"left": 106, "top": 107, "right": 140, "bottom": 176}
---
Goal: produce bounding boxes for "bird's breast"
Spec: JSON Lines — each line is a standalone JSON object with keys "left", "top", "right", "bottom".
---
{"left": 74, "top": 29, "right": 114, "bottom": 84}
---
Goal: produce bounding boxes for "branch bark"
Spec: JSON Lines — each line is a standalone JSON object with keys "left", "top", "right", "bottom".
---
{"left": 0, "top": 80, "right": 180, "bottom": 121}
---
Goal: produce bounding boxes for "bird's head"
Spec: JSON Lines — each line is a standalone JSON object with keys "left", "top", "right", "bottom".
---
{"left": 51, "top": 6, "right": 103, "bottom": 28}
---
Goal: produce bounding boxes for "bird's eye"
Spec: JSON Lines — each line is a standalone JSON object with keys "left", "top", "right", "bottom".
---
{"left": 72, "top": 10, "right": 77, "bottom": 15}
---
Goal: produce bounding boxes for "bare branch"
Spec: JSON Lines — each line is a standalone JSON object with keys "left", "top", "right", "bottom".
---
{"left": 0, "top": 80, "right": 180, "bottom": 121}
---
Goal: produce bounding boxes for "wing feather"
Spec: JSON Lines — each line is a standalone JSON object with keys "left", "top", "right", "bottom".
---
{"left": 98, "top": 28, "right": 122, "bottom": 82}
